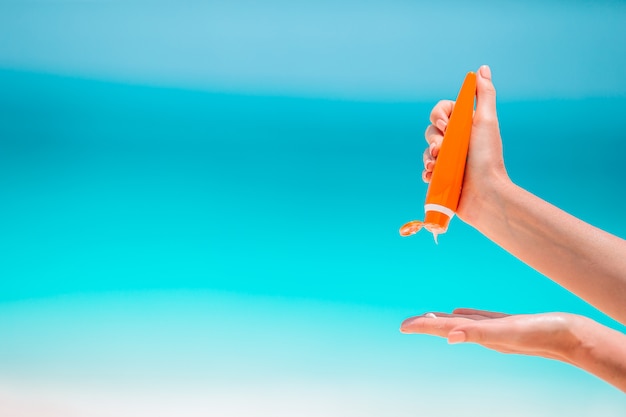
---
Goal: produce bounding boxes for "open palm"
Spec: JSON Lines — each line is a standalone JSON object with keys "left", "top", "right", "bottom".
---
{"left": 401, "top": 308, "right": 584, "bottom": 363}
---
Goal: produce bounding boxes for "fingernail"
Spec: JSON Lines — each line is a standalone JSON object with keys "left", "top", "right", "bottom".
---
{"left": 436, "top": 119, "right": 447, "bottom": 132}
{"left": 479, "top": 65, "right": 492, "bottom": 80}
{"left": 448, "top": 331, "right": 466, "bottom": 344}
{"left": 429, "top": 141, "right": 439, "bottom": 158}
{"left": 400, "top": 317, "right": 417, "bottom": 332}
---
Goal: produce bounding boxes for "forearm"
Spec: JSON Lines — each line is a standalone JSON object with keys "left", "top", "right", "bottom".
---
{"left": 466, "top": 178, "right": 626, "bottom": 325}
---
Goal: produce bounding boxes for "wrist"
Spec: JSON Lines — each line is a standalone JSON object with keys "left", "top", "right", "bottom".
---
{"left": 557, "top": 315, "right": 626, "bottom": 393}
{"left": 565, "top": 316, "right": 625, "bottom": 370}
{"left": 550, "top": 314, "right": 589, "bottom": 366}
{"left": 459, "top": 169, "right": 514, "bottom": 231}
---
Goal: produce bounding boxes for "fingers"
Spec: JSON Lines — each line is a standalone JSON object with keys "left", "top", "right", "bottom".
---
{"left": 424, "top": 125, "right": 443, "bottom": 154}
{"left": 474, "top": 65, "right": 498, "bottom": 126}
{"left": 400, "top": 311, "right": 489, "bottom": 337}
{"left": 423, "top": 124, "right": 443, "bottom": 183}
{"left": 401, "top": 309, "right": 514, "bottom": 346}
{"left": 429, "top": 99, "right": 454, "bottom": 129}
{"left": 400, "top": 314, "right": 473, "bottom": 338}
{"left": 422, "top": 146, "right": 433, "bottom": 168}
{"left": 401, "top": 313, "right": 514, "bottom": 347}
{"left": 422, "top": 100, "right": 453, "bottom": 184}
{"left": 421, "top": 68, "right": 499, "bottom": 186}
{"left": 452, "top": 308, "right": 510, "bottom": 319}
{"left": 422, "top": 146, "right": 435, "bottom": 182}
{"left": 448, "top": 319, "right": 513, "bottom": 346}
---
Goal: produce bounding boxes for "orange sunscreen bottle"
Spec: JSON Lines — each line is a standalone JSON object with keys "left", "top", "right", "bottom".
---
{"left": 399, "top": 71, "right": 476, "bottom": 242}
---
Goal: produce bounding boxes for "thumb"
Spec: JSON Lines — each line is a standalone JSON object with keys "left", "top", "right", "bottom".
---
{"left": 474, "top": 65, "right": 498, "bottom": 124}
{"left": 447, "top": 320, "right": 509, "bottom": 345}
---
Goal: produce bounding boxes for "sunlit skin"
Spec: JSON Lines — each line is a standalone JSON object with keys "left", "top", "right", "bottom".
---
{"left": 401, "top": 309, "right": 582, "bottom": 362}
{"left": 402, "top": 65, "right": 626, "bottom": 393}
{"left": 400, "top": 309, "right": 626, "bottom": 393}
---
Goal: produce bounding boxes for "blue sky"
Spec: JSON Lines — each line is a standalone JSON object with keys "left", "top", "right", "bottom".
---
{"left": 1, "top": 0, "right": 626, "bottom": 100}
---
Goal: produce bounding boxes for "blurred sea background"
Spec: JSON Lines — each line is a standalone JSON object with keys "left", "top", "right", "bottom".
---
{"left": 1, "top": 0, "right": 626, "bottom": 415}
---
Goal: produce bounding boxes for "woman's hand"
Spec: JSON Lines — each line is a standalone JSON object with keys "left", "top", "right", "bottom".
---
{"left": 401, "top": 308, "right": 626, "bottom": 392}
{"left": 422, "top": 65, "right": 510, "bottom": 226}
{"left": 401, "top": 308, "right": 580, "bottom": 362}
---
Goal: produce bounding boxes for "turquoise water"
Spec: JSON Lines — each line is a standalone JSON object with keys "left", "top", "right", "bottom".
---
{"left": 1, "top": 69, "right": 626, "bottom": 415}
